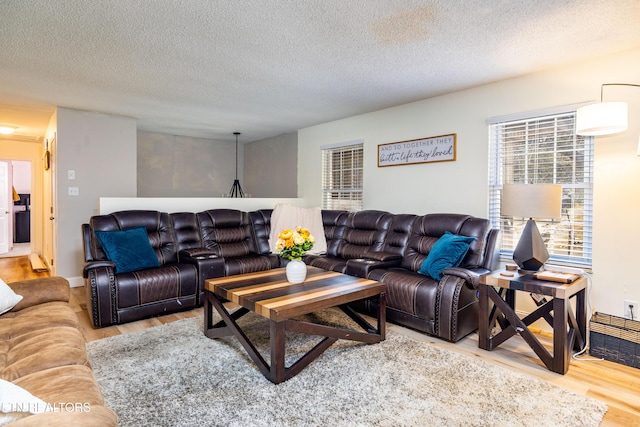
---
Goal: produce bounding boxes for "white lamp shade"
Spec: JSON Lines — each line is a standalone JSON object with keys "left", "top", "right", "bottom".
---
{"left": 501, "top": 184, "right": 562, "bottom": 219}
{"left": 576, "top": 101, "right": 628, "bottom": 136}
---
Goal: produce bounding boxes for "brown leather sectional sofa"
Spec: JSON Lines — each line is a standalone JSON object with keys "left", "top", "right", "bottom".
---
{"left": 82, "top": 208, "right": 499, "bottom": 342}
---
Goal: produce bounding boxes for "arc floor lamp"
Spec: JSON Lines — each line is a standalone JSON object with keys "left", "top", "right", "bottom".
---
{"left": 576, "top": 83, "right": 640, "bottom": 136}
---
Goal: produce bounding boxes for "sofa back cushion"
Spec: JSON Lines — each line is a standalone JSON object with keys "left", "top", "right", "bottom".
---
{"left": 248, "top": 210, "right": 273, "bottom": 255}
{"left": 337, "top": 210, "right": 393, "bottom": 259}
{"left": 89, "top": 210, "right": 178, "bottom": 265}
{"left": 380, "top": 214, "right": 417, "bottom": 257}
{"left": 170, "top": 212, "right": 203, "bottom": 252}
{"left": 401, "top": 214, "right": 493, "bottom": 272}
{"left": 197, "top": 209, "right": 257, "bottom": 257}
{"left": 322, "top": 210, "right": 348, "bottom": 257}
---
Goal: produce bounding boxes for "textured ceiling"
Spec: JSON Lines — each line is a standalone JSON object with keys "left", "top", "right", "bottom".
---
{"left": 1, "top": 0, "right": 640, "bottom": 143}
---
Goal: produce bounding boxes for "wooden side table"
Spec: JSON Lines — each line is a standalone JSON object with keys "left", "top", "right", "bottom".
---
{"left": 478, "top": 270, "right": 587, "bottom": 374}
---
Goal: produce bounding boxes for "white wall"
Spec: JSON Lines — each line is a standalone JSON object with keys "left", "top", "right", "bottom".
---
{"left": 298, "top": 47, "right": 640, "bottom": 318}
{"left": 56, "top": 108, "right": 137, "bottom": 285}
{"left": 137, "top": 131, "right": 238, "bottom": 197}
{"left": 244, "top": 132, "right": 298, "bottom": 197}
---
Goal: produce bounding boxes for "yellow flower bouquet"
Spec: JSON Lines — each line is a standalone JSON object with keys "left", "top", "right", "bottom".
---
{"left": 275, "top": 226, "right": 315, "bottom": 260}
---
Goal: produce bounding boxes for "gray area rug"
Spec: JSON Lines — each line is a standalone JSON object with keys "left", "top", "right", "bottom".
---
{"left": 87, "top": 309, "right": 607, "bottom": 427}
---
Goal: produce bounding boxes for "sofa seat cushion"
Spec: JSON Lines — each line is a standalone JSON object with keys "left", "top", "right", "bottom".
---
{"left": 224, "top": 254, "right": 280, "bottom": 276}
{"left": 0, "top": 302, "right": 79, "bottom": 341}
{"left": 2, "top": 326, "right": 89, "bottom": 382}
{"left": 14, "top": 365, "right": 105, "bottom": 407}
{"left": 368, "top": 268, "right": 439, "bottom": 319}
{"left": 115, "top": 264, "right": 198, "bottom": 308}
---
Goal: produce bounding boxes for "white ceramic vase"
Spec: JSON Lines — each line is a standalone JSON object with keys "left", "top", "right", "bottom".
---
{"left": 285, "top": 260, "right": 307, "bottom": 284}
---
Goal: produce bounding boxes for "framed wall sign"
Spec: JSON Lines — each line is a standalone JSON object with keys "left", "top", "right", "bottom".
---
{"left": 378, "top": 133, "right": 456, "bottom": 167}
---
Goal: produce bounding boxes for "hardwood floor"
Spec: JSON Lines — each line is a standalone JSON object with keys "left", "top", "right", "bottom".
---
{"left": 4, "top": 256, "right": 639, "bottom": 426}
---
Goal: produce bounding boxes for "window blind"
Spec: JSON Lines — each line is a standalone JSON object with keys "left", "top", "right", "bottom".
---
{"left": 321, "top": 142, "right": 363, "bottom": 211}
{"left": 488, "top": 112, "right": 593, "bottom": 267}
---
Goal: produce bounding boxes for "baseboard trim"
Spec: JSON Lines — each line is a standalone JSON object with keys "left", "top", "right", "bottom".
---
{"left": 67, "top": 276, "right": 84, "bottom": 288}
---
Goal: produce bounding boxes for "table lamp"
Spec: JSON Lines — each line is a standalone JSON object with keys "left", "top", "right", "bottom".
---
{"left": 501, "top": 184, "right": 562, "bottom": 271}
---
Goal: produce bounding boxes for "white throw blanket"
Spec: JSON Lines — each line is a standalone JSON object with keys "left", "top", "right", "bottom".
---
{"left": 269, "top": 204, "right": 327, "bottom": 255}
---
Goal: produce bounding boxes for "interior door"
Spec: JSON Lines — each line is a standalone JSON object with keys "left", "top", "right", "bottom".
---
{"left": 0, "top": 161, "right": 10, "bottom": 254}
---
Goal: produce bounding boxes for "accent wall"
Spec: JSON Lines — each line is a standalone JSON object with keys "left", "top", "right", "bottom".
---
{"left": 298, "top": 47, "right": 640, "bottom": 318}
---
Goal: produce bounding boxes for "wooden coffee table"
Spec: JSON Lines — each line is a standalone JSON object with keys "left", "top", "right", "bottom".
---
{"left": 203, "top": 266, "right": 386, "bottom": 384}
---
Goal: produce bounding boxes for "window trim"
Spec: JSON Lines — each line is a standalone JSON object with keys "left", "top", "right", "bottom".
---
{"left": 486, "top": 102, "right": 593, "bottom": 125}
{"left": 321, "top": 139, "right": 363, "bottom": 211}
{"left": 488, "top": 109, "right": 594, "bottom": 269}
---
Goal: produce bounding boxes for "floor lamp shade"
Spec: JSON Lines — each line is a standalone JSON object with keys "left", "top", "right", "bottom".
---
{"left": 501, "top": 184, "right": 562, "bottom": 271}
{"left": 576, "top": 101, "right": 628, "bottom": 136}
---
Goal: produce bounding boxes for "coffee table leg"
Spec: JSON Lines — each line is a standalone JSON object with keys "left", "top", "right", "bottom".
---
{"left": 204, "top": 291, "right": 214, "bottom": 332}
{"left": 270, "top": 321, "right": 286, "bottom": 384}
{"left": 204, "top": 291, "right": 250, "bottom": 338}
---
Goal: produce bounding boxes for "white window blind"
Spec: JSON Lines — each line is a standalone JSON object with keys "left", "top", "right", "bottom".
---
{"left": 321, "top": 142, "right": 363, "bottom": 211}
{"left": 488, "top": 111, "right": 593, "bottom": 267}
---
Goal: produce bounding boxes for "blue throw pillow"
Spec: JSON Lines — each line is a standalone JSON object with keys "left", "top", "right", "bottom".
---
{"left": 418, "top": 231, "right": 475, "bottom": 280}
{"left": 95, "top": 227, "right": 160, "bottom": 274}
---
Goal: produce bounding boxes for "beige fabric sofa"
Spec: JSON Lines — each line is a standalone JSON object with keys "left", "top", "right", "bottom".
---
{"left": 1, "top": 277, "right": 116, "bottom": 426}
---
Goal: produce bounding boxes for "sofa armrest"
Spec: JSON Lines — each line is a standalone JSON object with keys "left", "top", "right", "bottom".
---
{"left": 82, "top": 260, "right": 116, "bottom": 278}
{"left": 178, "top": 249, "right": 225, "bottom": 305}
{"left": 178, "top": 249, "right": 225, "bottom": 280}
{"left": 442, "top": 267, "right": 490, "bottom": 289}
{"left": 8, "top": 276, "right": 70, "bottom": 312}
{"left": 179, "top": 248, "right": 220, "bottom": 259}
{"left": 362, "top": 251, "right": 402, "bottom": 262}
{"left": 345, "top": 257, "right": 402, "bottom": 279}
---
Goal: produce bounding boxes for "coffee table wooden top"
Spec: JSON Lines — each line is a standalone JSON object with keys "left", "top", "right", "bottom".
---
{"left": 204, "top": 266, "right": 385, "bottom": 322}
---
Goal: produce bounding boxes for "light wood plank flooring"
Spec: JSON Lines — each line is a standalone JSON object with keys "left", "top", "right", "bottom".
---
{"left": 4, "top": 256, "right": 638, "bottom": 426}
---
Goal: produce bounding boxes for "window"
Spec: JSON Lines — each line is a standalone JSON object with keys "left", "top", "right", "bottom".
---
{"left": 321, "top": 141, "right": 363, "bottom": 211}
{"left": 488, "top": 111, "right": 593, "bottom": 268}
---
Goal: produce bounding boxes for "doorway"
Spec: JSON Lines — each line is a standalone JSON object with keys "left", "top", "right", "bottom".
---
{"left": 0, "top": 160, "right": 32, "bottom": 258}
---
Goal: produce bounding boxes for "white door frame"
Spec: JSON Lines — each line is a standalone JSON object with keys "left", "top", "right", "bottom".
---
{"left": 43, "top": 135, "right": 57, "bottom": 274}
{"left": 0, "top": 161, "right": 11, "bottom": 254}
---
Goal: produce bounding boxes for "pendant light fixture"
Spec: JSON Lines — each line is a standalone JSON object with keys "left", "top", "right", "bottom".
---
{"left": 576, "top": 83, "right": 639, "bottom": 136}
{"left": 228, "top": 132, "right": 245, "bottom": 198}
